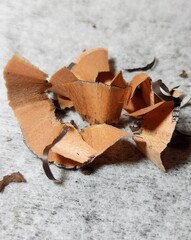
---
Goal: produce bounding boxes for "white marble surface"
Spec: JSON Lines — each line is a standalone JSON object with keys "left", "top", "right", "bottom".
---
{"left": 0, "top": 0, "right": 191, "bottom": 239}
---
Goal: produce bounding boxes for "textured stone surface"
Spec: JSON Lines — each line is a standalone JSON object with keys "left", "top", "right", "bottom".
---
{"left": 0, "top": 0, "right": 191, "bottom": 239}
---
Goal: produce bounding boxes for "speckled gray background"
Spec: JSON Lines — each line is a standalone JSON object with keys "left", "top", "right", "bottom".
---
{"left": 0, "top": 0, "right": 191, "bottom": 239}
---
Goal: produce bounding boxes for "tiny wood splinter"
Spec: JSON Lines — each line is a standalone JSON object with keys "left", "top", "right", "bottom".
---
{"left": 3, "top": 48, "right": 186, "bottom": 182}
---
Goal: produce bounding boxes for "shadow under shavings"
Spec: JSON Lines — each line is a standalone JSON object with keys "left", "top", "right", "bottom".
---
{"left": 81, "top": 132, "right": 191, "bottom": 175}
{"left": 112, "top": 116, "right": 132, "bottom": 129}
{"left": 109, "top": 58, "right": 117, "bottom": 74}
{"left": 162, "top": 133, "right": 191, "bottom": 171}
{"left": 184, "top": 102, "right": 191, "bottom": 107}
{"left": 55, "top": 106, "right": 75, "bottom": 119}
{"left": 80, "top": 139, "right": 143, "bottom": 174}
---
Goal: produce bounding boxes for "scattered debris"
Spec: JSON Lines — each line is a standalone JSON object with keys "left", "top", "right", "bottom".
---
{"left": 129, "top": 120, "right": 141, "bottom": 132}
{"left": 0, "top": 172, "right": 26, "bottom": 192}
{"left": 125, "top": 57, "right": 156, "bottom": 72}
{"left": 81, "top": 166, "right": 95, "bottom": 175}
{"left": 179, "top": 70, "right": 188, "bottom": 78}
{"left": 6, "top": 137, "right": 12, "bottom": 142}
{"left": 70, "top": 120, "right": 78, "bottom": 129}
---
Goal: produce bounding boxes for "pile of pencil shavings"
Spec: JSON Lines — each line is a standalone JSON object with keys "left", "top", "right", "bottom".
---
{"left": 3, "top": 48, "right": 184, "bottom": 180}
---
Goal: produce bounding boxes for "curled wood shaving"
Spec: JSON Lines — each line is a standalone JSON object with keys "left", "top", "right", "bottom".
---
{"left": 123, "top": 71, "right": 184, "bottom": 170}
{"left": 134, "top": 101, "right": 176, "bottom": 171}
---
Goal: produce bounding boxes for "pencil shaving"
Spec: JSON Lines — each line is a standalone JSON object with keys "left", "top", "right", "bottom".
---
{"left": 70, "top": 48, "right": 110, "bottom": 82}
{"left": 3, "top": 48, "right": 187, "bottom": 182}
{"left": 51, "top": 124, "right": 130, "bottom": 168}
{"left": 64, "top": 81, "right": 128, "bottom": 124}
{"left": 134, "top": 101, "right": 176, "bottom": 171}
{"left": 4, "top": 55, "right": 65, "bottom": 159}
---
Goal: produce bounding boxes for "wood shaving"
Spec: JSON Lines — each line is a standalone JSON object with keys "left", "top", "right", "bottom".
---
{"left": 0, "top": 172, "right": 26, "bottom": 192}
{"left": 3, "top": 48, "right": 187, "bottom": 181}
